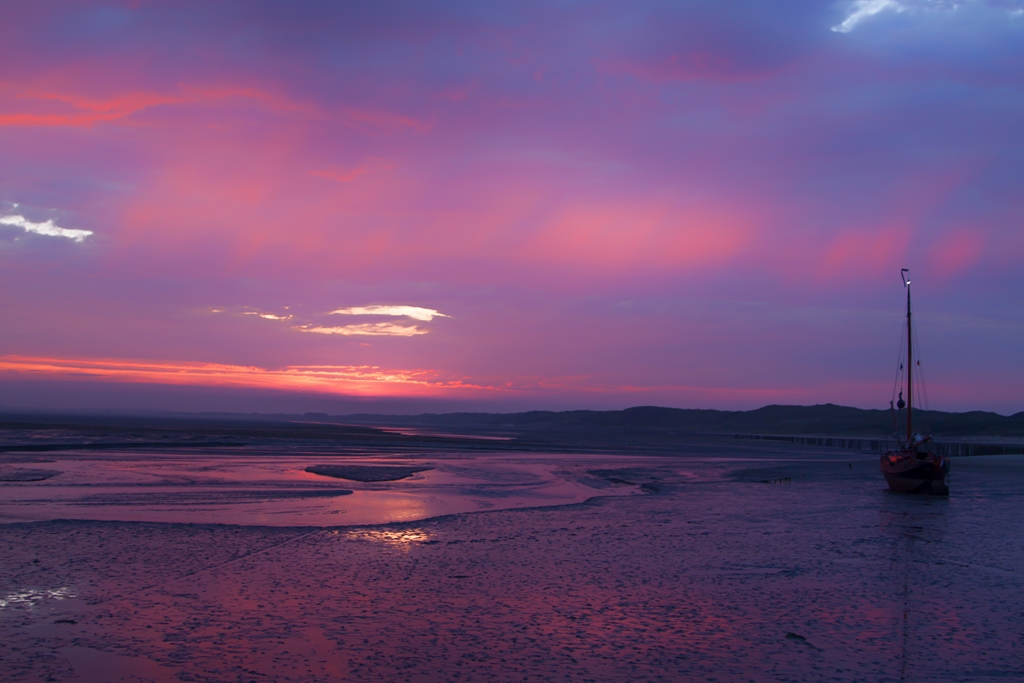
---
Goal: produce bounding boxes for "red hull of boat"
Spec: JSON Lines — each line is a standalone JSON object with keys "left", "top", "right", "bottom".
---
{"left": 880, "top": 451, "right": 949, "bottom": 495}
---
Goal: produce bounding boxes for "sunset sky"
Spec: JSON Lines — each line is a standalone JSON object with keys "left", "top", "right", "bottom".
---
{"left": 1, "top": 0, "right": 1022, "bottom": 414}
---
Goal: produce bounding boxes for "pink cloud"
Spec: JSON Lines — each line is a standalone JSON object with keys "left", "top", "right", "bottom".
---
{"left": 817, "top": 226, "right": 912, "bottom": 283}
{"left": 517, "top": 202, "right": 751, "bottom": 271}
{"left": 338, "top": 106, "right": 433, "bottom": 134}
{"left": 308, "top": 166, "right": 372, "bottom": 183}
{"left": 926, "top": 230, "right": 984, "bottom": 278}
{"left": 0, "top": 85, "right": 319, "bottom": 127}
{"left": 0, "top": 84, "right": 430, "bottom": 139}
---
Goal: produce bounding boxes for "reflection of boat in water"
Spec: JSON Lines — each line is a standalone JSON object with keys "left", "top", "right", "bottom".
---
{"left": 880, "top": 269, "right": 950, "bottom": 495}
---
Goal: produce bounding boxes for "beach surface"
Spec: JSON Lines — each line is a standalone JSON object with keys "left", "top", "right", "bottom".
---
{"left": 1, "top": 443, "right": 1022, "bottom": 682}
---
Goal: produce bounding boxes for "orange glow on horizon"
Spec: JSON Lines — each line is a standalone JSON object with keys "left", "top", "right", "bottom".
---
{"left": 0, "top": 355, "right": 816, "bottom": 406}
{"left": 0, "top": 355, "right": 491, "bottom": 397}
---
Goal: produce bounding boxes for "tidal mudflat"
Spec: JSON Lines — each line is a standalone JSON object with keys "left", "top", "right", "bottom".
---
{"left": 1, "top": 443, "right": 1022, "bottom": 682}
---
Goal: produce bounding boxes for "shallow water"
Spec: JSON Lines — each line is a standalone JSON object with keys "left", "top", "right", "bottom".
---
{"left": 0, "top": 452, "right": 637, "bottom": 525}
{"left": 1, "top": 447, "right": 1022, "bottom": 682}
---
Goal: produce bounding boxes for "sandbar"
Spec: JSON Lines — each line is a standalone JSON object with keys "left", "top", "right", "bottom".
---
{"left": 305, "top": 464, "right": 434, "bottom": 482}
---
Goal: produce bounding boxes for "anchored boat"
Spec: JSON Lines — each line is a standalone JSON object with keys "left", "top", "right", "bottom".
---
{"left": 879, "top": 269, "right": 950, "bottom": 495}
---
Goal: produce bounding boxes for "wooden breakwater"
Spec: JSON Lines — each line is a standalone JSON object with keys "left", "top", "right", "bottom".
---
{"left": 930, "top": 442, "right": 1024, "bottom": 457}
{"left": 733, "top": 433, "right": 1024, "bottom": 457}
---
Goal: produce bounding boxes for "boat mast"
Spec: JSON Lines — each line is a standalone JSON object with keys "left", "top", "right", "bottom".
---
{"left": 902, "top": 268, "right": 912, "bottom": 442}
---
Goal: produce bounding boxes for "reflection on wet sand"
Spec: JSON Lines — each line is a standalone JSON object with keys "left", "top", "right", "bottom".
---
{"left": 0, "top": 453, "right": 635, "bottom": 526}
{"left": 0, "top": 586, "right": 75, "bottom": 609}
{"left": 347, "top": 528, "right": 432, "bottom": 549}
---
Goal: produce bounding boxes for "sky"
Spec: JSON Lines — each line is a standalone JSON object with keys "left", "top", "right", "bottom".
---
{"left": 1, "top": 0, "right": 1022, "bottom": 415}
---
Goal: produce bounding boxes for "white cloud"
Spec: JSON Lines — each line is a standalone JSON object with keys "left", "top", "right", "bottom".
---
{"left": 832, "top": 0, "right": 987, "bottom": 32}
{"left": 244, "top": 311, "right": 292, "bottom": 320}
{"left": 0, "top": 214, "right": 93, "bottom": 242}
{"left": 833, "top": 0, "right": 903, "bottom": 32}
{"left": 330, "top": 305, "right": 448, "bottom": 321}
{"left": 299, "top": 323, "right": 428, "bottom": 337}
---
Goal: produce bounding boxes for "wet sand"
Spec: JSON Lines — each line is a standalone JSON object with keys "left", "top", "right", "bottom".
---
{"left": 1, "top": 446, "right": 1022, "bottom": 682}
{"left": 0, "top": 468, "right": 61, "bottom": 482}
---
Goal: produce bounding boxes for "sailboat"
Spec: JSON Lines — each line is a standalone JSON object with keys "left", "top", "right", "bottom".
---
{"left": 879, "top": 269, "right": 950, "bottom": 495}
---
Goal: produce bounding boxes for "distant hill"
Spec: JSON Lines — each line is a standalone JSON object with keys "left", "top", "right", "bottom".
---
{"left": 6, "top": 404, "right": 1023, "bottom": 440}
{"left": 339, "top": 404, "right": 1024, "bottom": 438}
